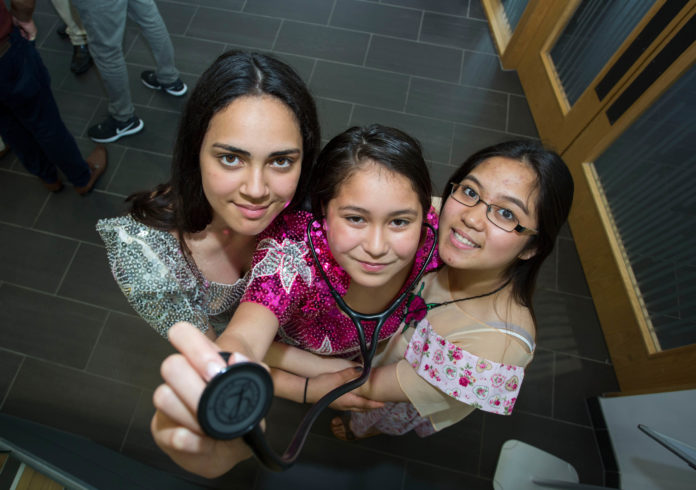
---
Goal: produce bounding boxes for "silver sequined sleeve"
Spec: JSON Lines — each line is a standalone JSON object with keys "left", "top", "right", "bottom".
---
{"left": 96, "top": 216, "right": 211, "bottom": 338}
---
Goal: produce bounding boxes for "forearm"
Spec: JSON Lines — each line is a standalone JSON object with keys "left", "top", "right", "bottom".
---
{"left": 10, "top": 0, "right": 35, "bottom": 21}
{"left": 215, "top": 302, "right": 279, "bottom": 362}
{"left": 270, "top": 368, "right": 307, "bottom": 403}
{"left": 357, "top": 364, "right": 409, "bottom": 402}
{"left": 264, "top": 342, "right": 358, "bottom": 377}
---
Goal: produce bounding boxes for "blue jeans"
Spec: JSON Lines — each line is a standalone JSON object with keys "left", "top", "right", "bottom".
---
{"left": 0, "top": 29, "right": 90, "bottom": 186}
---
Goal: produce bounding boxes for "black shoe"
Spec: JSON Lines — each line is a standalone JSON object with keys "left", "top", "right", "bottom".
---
{"left": 140, "top": 70, "right": 187, "bottom": 96}
{"left": 88, "top": 115, "right": 144, "bottom": 143}
{"left": 71, "top": 44, "right": 93, "bottom": 75}
{"left": 57, "top": 24, "right": 68, "bottom": 39}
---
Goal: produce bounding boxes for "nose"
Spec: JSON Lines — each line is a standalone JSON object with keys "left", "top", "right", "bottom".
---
{"left": 241, "top": 167, "right": 269, "bottom": 200}
{"left": 363, "top": 225, "right": 388, "bottom": 257}
{"left": 462, "top": 201, "right": 487, "bottom": 230}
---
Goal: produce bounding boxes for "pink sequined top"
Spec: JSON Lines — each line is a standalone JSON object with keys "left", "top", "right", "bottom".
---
{"left": 241, "top": 209, "right": 441, "bottom": 358}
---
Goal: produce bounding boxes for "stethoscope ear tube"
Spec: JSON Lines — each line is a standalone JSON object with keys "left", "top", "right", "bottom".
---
{"left": 197, "top": 220, "right": 438, "bottom": 471}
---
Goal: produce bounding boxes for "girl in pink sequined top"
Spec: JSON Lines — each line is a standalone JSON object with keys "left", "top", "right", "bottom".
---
{"left": 214, "top": 124, "right": 440, "bottom": 394}
{"left": 329, "top": 140, "right": 575, "bottom": 440}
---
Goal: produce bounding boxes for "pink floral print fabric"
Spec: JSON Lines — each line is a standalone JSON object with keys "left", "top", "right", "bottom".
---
{"left": 404, "top": 319, "right": 524, "bottom": 415}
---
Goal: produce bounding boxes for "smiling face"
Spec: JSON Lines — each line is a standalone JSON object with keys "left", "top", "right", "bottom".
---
{"left": 438, "top": 156, "right": 539, "bottom": 279}
{"left": 324, "top": 161, "right": 423, "bottom": 290}
{"left": 199, "top": 95, "right": 303, "bottom": 236}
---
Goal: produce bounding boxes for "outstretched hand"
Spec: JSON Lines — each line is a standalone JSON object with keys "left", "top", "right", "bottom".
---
{"left": 151, "top": 322, "right": 253, "bottom": 478}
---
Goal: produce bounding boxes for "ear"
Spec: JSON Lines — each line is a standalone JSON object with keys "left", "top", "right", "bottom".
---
{"left": 518, "top": 247, "right": 536, "bottom": 261}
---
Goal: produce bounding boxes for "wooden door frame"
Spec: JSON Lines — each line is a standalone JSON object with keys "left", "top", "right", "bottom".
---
{"left": 481, "top": 0, "right": 560, "bottom": 68}
{"left": 512, "top": 0, "right": 693, "bottom": 154}
{"left": 562, "top": 20, "right": 696, "bottom": 391}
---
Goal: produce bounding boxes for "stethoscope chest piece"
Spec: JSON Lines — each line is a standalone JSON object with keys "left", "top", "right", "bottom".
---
{"left": 198, "top": 360, "right": 273, "bottom": 440}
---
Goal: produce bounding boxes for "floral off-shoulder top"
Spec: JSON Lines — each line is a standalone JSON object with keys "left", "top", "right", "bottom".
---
{"left": 373, "top": 267, "right": 535, "bottom": 431}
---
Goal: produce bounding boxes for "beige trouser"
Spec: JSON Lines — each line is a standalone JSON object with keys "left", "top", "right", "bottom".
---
{"left": 50, "top": 0, "right": 87, "bottom": 46}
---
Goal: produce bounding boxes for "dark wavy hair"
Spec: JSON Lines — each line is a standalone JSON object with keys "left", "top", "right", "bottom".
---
{"left": 442, "top": 140, "right": 574, "bottom": 316}
{"left": 310, "top": 124, "right": 432, "bottom": 218}
{"left": 128, "top": 50, "right": 320, "bottom": 235}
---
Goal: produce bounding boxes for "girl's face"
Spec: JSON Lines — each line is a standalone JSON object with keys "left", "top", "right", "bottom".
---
{"left": 324, "top": 162, "right": 423, "bottom": 289}
{"left": 438, "top": 156, "right": 539, "bottom": 277}
{"left": 199, "top": 95, "right": 303, "bottom": 236}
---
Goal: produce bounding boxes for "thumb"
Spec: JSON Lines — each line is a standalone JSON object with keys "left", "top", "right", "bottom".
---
{"left": 335, "top": 365, "right": 363, "bottom": 382}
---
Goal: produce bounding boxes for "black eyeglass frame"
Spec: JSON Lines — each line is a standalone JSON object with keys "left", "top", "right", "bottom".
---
{"left": 448, "top": 182, "right": 537, "bottom": 236}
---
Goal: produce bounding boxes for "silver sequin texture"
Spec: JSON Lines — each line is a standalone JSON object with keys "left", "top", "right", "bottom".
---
{"left": 96, "top": 215, "right": 247, "bottom": 338}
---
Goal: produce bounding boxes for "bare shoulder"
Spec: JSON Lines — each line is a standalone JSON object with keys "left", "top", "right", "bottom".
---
{"left": 486, "top": 295, "right": 536, "bottom": 339}
{"left": 505, "top": 300, "right": 536, "bottom": 338}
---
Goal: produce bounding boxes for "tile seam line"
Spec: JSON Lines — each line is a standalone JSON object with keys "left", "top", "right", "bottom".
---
{"left": 159, "top": 0, "right": 476, "bottom": 19}
{"left": 536, "top": 286, "right": 597, "bottom": 301}
{"left": 308, "top": 60, "right": 520, "bottom": 97}
{"left": 0, "top": 281, "right": 132, "bottom": 315}
{"left": 534, "top": 346, "right": 614, "bottom": 365}
{"left": 0, "top": 218, "right": 124, "bottom": 243}
{"left": 187, "top": 9, "right": 486, "bottom": 50}
{"left": 508, "top": 408, "right": 598, "bottom": 430}
{"left": 120, "top": 386, "right": 145, "bottom": 453}
{"left": 84, "top": 310, "right": 111, "bottom": 372}
{"left": 328, "top": 102, "right": 527, "bottom": 131}
{"left": 312, "top": 431, "right": 488, "bottom": 478}
{"left": 0, "top": 348, "right": 159, "bottom": 393}
{"left": 0, "top": 356, "right": 26, "bottom": 411}
{"left": 182, "top": 3, "right": 200, "bottom": 36}
{"left": 53, "top": 241, "right": 81, "bottom": 295}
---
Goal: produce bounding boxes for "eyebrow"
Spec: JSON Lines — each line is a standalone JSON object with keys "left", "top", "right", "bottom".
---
{"left": 211, "top": 143, "right": 301, "bottom": 158}
{"left": 338, "top": 205, "right": 420, "bottom": 218}
{"left": 464, "top": 175, "right": 530, "bottom": 215}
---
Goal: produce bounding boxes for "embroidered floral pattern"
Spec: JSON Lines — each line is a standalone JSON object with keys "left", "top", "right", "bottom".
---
{"left": 404, "top": 319, "right": 525, "bottom": 416}
{"left": 248, "top": 237, "right": 312, "bottom": 293}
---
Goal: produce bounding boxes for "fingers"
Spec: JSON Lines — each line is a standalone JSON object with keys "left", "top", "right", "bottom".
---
{"left": 160, "top": 352, "right": 209, "bottom": 413}
{"left": 168, "top": 322, "right": 227, "bottom": 382}
{"left": 151, "top": 409, "right": 210, "bottom": 454}
{"left": 329, "top": 393, "right": 385, "bottom": 412}
{"left": 153, "top": 383, "right": 200, "bottom": 433}
{"left": 333, "top": 366, "right": 364, "bottom": 383}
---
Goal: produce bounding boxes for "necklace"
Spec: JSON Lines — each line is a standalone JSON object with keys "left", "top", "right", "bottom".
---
{"left": 406, "top": 278, "right": 511, "bottom": 315}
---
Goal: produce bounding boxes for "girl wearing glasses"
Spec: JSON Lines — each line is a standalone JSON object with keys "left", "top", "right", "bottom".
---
{"left": 330, "top": 139, "right": 574, "bottom": 440}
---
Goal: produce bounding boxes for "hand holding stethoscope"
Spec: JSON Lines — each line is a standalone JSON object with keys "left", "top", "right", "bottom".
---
{"left": 195, "top": 220, "right": 437, "bottom": 471}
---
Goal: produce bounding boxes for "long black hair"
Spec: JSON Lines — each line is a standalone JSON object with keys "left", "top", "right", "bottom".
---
{"left": 443, "top": 140, "right": 574, "bottom": 314}
{"left": 129, "top": 50, "right": 320, "bottom": 234}
{"left": 310, "top": 124, "right": 432, "bottom": 219}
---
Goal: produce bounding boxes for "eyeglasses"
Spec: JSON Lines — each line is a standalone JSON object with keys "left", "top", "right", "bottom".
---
{"left": 449, "top": 182, "right": 537, "bottom": 235}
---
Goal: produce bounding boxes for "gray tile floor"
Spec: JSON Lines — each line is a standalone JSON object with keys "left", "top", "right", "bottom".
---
{"left": 0, "top": 1, "right": 619, "bottom": 488}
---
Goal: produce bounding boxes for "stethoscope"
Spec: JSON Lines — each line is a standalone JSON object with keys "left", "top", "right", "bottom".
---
{"left": 197, "top": 219, "right": 437, "bottom": 471}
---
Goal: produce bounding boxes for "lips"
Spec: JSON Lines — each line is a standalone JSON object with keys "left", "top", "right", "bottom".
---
{"left": 235, "top": 202, "right": 269, "bottom": 219}
{"left": 451, "top": 229, "right": 480, "bottom": 249}
{"left": 356, "top": 259, "right": 390, "bottom": 273}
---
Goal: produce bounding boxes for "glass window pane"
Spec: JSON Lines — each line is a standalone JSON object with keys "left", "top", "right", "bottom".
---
{"left": 550, "top": 0, "right": 655, "bottom": 106}
{"left": 501, "top": 0, "right": 529, "bottom": 31}
{"left": 594, "top": 63, "right": 696, "bottom": 350}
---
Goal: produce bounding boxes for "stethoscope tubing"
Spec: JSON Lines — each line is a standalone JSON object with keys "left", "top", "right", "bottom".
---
{"left": 201, "top": 220, "right": 437, "bottom": 471}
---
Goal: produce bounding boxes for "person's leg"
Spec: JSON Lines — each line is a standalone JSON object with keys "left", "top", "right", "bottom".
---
{"left": 72, "top": 0, "right": 134, "bottom": 121}
{"left": 51, "top": 0, "right": 88, "bottom": 45}
{"left": 0, "top": 30, "right": 91, "bottom": 188}
{"left": 127, "top": 0, "right": 179, "bottom": 84}
{"left": 0, "top": 106, "right": 61, "bottom": 188}
{"left": 51, "top": 0, "right": 92, "bottom": 74}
